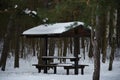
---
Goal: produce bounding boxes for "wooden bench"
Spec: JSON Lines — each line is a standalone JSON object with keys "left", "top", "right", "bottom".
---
{"left": 33, "top": 64, "right": 88, "bottom": 75}
{"left": 32, "top": 64, "right": 57, "bottom": 74}
{"left": 64, "top": 64, "right": 89, "bottom": 75}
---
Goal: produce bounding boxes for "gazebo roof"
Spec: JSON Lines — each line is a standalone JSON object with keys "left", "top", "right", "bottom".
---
{"left": 22, "top": 21, "right": 91, "bottom": 37}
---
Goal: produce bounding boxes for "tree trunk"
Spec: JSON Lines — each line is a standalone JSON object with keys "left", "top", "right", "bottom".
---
{"left": 48, "top": 38, "right": 55, "bottom": 63}
{"left": 38, "top": 38, "right": 45, "bottom": 65}
{"left": 81, "top": 37, "right": 85, "bottom": 59}
{"left": 32, "top": 39, "right": 36, "bottom": 56}
{"left": 57, "top": 38, "right": 63, "bottom": 63}
{"left": 88, "top": 39, "right": 93, "bottom": 58}
{"left": 14, "top": 16, "right": 21, "bottom": 68}
{"left": 69, "top": 38, "right": 73, "bottom": 54}
{"left": 63, "top": 38, "right": 68, "bottom": 62}
{"left": 92, "top": 39, "right": 100, "bottom": 80}
{"left": 108, "top": 7, "right": 116, "bottom": 71}
{"left": 20, "top": 37, "right": 25, "bottom": 58}
{"left": 101, "top": 12, "right": 107, "bottom": 63}
{"left": 0, "top": 14, "right": 15, "bottom": 71}
{"left": 91, "top": 28, "right": 100, "bottom": 80}
{"left": 14, "top": 30, "right": 20, "bottom": 68}
{"left": 92, "top": 11, "right": 101, "bottom": 80}
{"left": 108, "top": 37, "right": 115, "bottom": 71}
{"left": 116, "top": 7, "right": 120, "bottom": 48}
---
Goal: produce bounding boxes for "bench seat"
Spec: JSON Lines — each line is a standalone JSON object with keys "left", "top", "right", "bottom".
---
{"left": 64, "top": 64, "right": 89, "bottom": 75}
{"left": 32, "top": 64, "right": 88, "bottom": 75}
{"left": 32, "top": 64, "right": 57, "bottom": 73}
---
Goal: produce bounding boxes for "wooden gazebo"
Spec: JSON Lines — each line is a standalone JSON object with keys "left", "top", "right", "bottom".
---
{"left": 22, "top": 21, "right": 91, "bottom": 74}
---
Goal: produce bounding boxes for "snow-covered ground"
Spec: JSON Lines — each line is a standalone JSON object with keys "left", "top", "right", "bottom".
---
{"left": 0, "top": 56, "right": 120, "bottom": 80}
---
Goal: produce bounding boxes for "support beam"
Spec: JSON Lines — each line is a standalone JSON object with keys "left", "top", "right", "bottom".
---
{"left": 44, "top": 37, "right": 48, "bottom": 73}
{"left": 74, "top": 28, "right": 80, "bottom": 75}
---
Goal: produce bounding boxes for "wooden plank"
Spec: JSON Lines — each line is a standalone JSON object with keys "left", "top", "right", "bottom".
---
{"left": 42, "top": 56, "right": 81, "bottom": 59}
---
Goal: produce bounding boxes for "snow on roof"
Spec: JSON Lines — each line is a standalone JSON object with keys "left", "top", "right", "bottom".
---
{"left": 23, "top": 21, "right": 84, "bottom": 35}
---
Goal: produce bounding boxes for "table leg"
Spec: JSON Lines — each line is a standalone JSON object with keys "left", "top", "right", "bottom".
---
{"left": 66, "top": 69, "right": 69, "bottom": 75}
{"left": 54, "top": 66, "right": 57, "bottom": 74}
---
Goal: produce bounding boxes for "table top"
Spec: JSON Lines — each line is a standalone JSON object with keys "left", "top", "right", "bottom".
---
{"left": 42, "top": 56, "right": 81, "bottom": 59}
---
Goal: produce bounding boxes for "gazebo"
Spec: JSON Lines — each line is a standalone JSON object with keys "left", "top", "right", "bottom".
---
{"left": 22, "top": 21, "right": 91, "bottom": 74}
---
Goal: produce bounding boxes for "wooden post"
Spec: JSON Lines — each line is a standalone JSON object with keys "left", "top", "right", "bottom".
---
{"left": 44, "top": 36, "right": 48, "bottom": 73}
{"left": 74, "top": 27, "right": 79, "bottom": 75}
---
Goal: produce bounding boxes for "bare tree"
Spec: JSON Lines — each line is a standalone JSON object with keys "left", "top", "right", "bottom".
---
{"left": 108, "top": 7, "right": 116, "bottom": 71}
{"left": 116, "top": 5, "right": 120, "bottom": 48}
{"left": 0, "top": 14, "right": 15, "bottom": 71}
{"left": 91, "top": 28, "right": 100, "bottom": 80}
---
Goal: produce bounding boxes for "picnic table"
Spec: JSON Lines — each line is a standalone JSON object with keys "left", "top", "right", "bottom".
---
{"left": 33, "top": 56, "right": 88, "bottom": 75}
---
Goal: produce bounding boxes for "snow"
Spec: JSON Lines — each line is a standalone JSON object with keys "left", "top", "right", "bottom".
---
{"left": 0, "top": 56, "right": 120, "bottom": 80}
{"left": 24, "top": 8, "right": 37, "bottom": 17}
{"left": 24, "top": 8, "right": 31, "bottom": 14}
{"left": 31, "top": 11, "right": 37, "bottom": 15}
{"left": 14, "top": 5, "right": 18, "bottom": 8}
{"left": 43, "top": 18, "right": 49, "bottom": 23}
{"left": 22, "top": 21, "right": 84, "bottom": 35}
{"left": 0, "top": 39, "right": 120, "bottom": 80}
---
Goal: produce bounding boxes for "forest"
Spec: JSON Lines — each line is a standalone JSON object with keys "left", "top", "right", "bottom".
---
{"left": 0, "top": 0, "right": 120, "bottom": 80}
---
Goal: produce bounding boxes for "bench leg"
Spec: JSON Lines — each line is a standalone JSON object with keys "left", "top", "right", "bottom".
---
{"left": 44, "top": 67, "right": 48, "bottom": 73}
{"left": 66, "top": 69, "right": 69, "bottom": 75}
{"left": 81, "top": 67, "right": 84, "bottom": 75}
